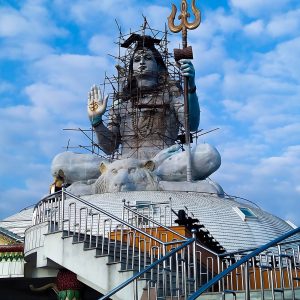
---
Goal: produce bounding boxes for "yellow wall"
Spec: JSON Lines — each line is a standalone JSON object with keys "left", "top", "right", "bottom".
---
{"left": 0, "top": 234, "right": 14, "bottom": 245}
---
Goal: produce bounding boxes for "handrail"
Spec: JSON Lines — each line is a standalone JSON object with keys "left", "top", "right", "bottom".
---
{"left": 63, "top": 190, "right": 185, "bottom": 246}
{"left": 219, "top": 238, "right": 300, "bottom": 258}
{"left": 99, "top": 237, "right": 196, "bottom": 300}
{"left": 65, "top": 190, "right": 219, "bottom": 257}
{"left": 124, "top": 202, "right": 187, "bottom": 240}
{"left": 124, "top": 197, "right": 219, "bottom": 256}
{"left": 34, "top": 190, "right": 62, "bottom": 208}
{"left": 188, "top": 226, "right": 300, "bottom": 300}
{"left": 278, "top": 238, "right": 300, "bottom": 246}
{"left": 219, "top": 247, "right": 258, "bottom": 258}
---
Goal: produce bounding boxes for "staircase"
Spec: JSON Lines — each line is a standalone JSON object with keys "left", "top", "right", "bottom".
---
{"left": 42, "top": 231, "right": 145, "bottom": 299}
{"left": 24, "top": 189, "right": 300, "bottom": 300}
{"left": 188, "top": 226, "right": 300, "bottom": 300}
{"left": 25, "top": 189, "right": 218, "bottom": 299}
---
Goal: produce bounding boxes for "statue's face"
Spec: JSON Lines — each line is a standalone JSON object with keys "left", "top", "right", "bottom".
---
{"left": 132, "top": 49, "right": 158, "bottom": 88}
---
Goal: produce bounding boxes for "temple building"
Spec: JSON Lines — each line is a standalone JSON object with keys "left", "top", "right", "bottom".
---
{"left": 0, "top": 4, "right": 299, "bottom": 300}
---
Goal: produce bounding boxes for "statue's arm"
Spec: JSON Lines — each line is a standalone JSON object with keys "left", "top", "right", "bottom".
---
{"left": 177, "top": 59, "right": 200, "bottom": 131}
{"left": 87, "top": 85, "right": 120, "bottom": 155}
{"left": 93, "top": 118, "right": 121, "bottom": 155}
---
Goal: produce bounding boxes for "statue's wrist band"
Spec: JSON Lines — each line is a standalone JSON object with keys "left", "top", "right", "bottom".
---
{"left": 188, "top": 85, "right": 196, "bottom": 94}
{"left": 91, "top": 118, "right": 103, "bottom": 127}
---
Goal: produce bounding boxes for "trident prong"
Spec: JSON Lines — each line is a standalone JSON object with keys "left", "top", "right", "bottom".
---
{"left": 168, "top": 0, "right": 201, "bottom": 37}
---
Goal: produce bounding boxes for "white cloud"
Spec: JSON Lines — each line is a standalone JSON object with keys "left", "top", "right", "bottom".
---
{"left": 0, "top": 1, "right": 66, "bottom": 60}
{"left": 0, "top": 182, "right": 49, "bottom": 218}
{"left": 88, "top": 35, "right": 115, "bottom": 56}
{"left": 230, "top": 0, "right": 292, "bottom": 17}
{"left": 244, "top": 20, "right": 264, "bottom": 37}
{"left": 222, "top": 142, "right": 268, "bottom": 162}
{"left": 0, "top": 81, "right": 13, "bottom": 94}
{"left": 253, "top": 145, "right": 300, "bottom": 176}
{"left": 53, "top": 0, "right": 134, "bottom": 25}
{"left": 267, "top": 9, "right": 300, "bottom": 38}
{"left": 198, "top": 73, "right": 222, "bottom": 91}
{"left": 191, "top": 38, "right": 226, "bottom": 74}
{"left": 257, "top": 37, "right": 300, "bottom": 81}
{"left": 0, "top": 9, "right": 28, "bottom": 37}
{"left": 141, "top": 5, "right": 170, "bottom": 30}
{"left": 190, "top": 8, "right": 241, "bottom": 42}
{"left": 220, "top": 35, "right": 300, "bottom": 131}
{"left": 0, "top": 0, "right": 300, "bottom": 226}
{"left": 26, "top": 53, "right": 113, "bottom": 119}
{"left": 0, "top": 41, "right": 55, "bottom": 60}
{"left": 213, "top": 144, "right": 300, "bottom": 224}
{"left": 262, "top": 123, "right": 300, "bottom": 145}
{"left": 222, "top": 98, "right": 243, "bottom": 114}
{"left": 243, "top": 9, "right": 300, "bottom": 40}
{"left": 0, "top": 4, "right": 63, "bottom": 39}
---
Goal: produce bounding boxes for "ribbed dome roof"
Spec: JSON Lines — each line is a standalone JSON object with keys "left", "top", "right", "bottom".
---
{"left": 0, "top": 207, "right": 33, "bottom": 238}
{"left": 81, "top": 191, "right": 295, "bottom": 252}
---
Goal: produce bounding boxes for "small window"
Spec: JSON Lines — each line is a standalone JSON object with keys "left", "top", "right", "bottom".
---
{"left": 135, "top": 201, "right": 151, "bottom": 209}
{"left": 233, "top": 207, "right": 257, "bottom": 221}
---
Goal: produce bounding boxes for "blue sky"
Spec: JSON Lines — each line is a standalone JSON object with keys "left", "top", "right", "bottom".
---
{"left": 0, "top": 0, "right": 299, "bottom": 223}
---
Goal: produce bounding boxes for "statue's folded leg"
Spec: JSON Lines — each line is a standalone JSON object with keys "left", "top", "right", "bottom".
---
{"left": 51, "top": 152, "right": 107, "bottom": 184}
{"left": 154, "top": 143, "right": 221, "bottom": 181}
{"left": 191, "top": 143, "right": 221, "bottom": 180}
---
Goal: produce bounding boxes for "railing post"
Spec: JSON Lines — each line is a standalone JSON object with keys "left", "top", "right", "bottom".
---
{"left": 134, "top": 279, "right": 138, "bottom": 300}
{"left": 122, "top": 199, "right": 126, "bottom": 221}
{"left": 61, "top": 187, "right": 65, "bottom": 231}
{"left": 244, "top": 260, "right": 250, "bottom": 300}
{"left": 217, "top": 257, "right": 221, "bottom": 292}
{"left": 162, "top": 243, "right": 167, "bottom": 297}
{"left": 169, "top": 197, "right": 172, "bottom": 226}
{"left": 278, "top": 244, "right": 285, "bottom": 290}
{"left": 192, "top": 229, "right": 198, "bottom": 292}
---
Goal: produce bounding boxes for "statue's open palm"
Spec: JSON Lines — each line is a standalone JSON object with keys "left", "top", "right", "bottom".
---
{"left": 87, "top": 85, "right": 108, "bottom": 123}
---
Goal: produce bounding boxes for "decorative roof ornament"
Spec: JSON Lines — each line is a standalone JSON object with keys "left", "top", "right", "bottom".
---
{"left": 120, "top": 33, "right": 161, "bottom": 49}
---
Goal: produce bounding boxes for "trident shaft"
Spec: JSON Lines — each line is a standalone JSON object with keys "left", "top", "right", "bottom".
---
{"left": 168, "top": 0, "right": 201, "bottom": 182}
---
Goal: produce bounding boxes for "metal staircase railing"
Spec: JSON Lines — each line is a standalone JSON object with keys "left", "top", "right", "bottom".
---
{"left": 30, "top": 189, "right": 300, "bottom": 299}
{"left": 100, "top": 231, "right": 221, "bottom": 300}
{"left": 31, "top": 189, "right": 220, "bottom": 299}
{"left": 95, "top": 199, "right": 220, "bottom": 299}
{"left": 100, "top": 236, "right": 197, "bottom": 300}
{"left": 122, "top": 200, "right": 187, "bottom": 242}
{"left": 123, "top": 199, "right": 173, "bottom": 228}
{"left": 188, "top": 226, "right": 300, "bottom": 300}
{"left": 33, "top": 189, "right": 188, "bottom": 270}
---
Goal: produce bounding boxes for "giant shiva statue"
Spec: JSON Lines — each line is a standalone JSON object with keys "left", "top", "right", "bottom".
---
{"left": 87, "top": 34, "right": 221, "bottom": 181}
{"left": 88, "top": 35, "right": 199, "bottom": 161}
{"left": 51, "top": 31, "right": 221, "bottom": 194}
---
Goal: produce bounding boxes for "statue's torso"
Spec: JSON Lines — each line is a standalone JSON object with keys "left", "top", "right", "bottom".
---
{"left": 115, "top": 91, "right": 182, "bottom": 159}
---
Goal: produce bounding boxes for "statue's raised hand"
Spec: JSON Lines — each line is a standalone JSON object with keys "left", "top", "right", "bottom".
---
{"left": 87, "top": 85, "right": 108, "bottom": 127}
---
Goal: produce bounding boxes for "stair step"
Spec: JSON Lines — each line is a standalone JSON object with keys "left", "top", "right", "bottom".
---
{"left": 57, "top": 231, "right": 194, "bottom": 299}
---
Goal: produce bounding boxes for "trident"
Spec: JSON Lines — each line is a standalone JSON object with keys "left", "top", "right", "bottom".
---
{"left": 168, "top": 0, "right": 201, "bottom": 182}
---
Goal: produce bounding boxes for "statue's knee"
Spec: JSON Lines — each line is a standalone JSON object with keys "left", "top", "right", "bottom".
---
{"left": 192, "top": 144, "right": 221, "bottom": 179}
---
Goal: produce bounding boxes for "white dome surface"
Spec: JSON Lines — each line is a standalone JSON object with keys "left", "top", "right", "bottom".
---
{"left": 0, "top": 207, "right": 33, "bottom": 238}
{"left": 77, "top": 191, "right": 295, "bottom": 252}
